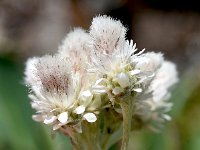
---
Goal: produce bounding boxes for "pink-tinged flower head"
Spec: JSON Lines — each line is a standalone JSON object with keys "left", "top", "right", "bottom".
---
{"left": 58, "top": 28, "right": 92, "bottom": 74}
{"left": 90, "top": 15, "right": 126, "bottom": 55}
{"left": 25, "top": 55, "right": 97, "bottom": 130}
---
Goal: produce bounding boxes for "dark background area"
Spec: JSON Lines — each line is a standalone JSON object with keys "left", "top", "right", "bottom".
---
{"left": 0, "top": 0, "right": 200, "bottom": 149}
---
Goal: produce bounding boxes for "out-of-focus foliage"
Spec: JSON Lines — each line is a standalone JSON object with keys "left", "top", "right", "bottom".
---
{"left": 0, "top": 58, "right": 71, "bottom": 150}
{"left": 0, "top": 0, "right": 200, "bottom": 149}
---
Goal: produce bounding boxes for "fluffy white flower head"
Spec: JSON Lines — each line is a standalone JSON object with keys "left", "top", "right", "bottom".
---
{"left": 90, "top": 15, "right": 126, "bottom": 54}
{"left": 89, "top": 16, "right": 164, "bottom": 105}
{"left": 134, "top": 60, "right": 178, "bottom": 130}
{"left": 25, "top": 15, "right": 178, "bottom": 135}
{"left": 25, "top": 55, "right": 97, "bottom": 130}
{"left": 58, "top": 28, "right": 91, "bottom": 74}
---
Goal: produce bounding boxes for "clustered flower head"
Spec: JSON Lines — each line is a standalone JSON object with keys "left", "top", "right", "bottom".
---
{"left": 25, "top": 15, "right": 178, "bottom": 143}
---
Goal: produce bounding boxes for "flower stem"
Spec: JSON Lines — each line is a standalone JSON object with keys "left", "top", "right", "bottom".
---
{"left": 119, "top": 97, "right": 133, "bottom": 150}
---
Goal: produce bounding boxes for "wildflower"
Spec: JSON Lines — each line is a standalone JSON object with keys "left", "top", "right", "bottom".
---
{"left": 88, "top": 15, "right": 178, "bottom": 149}
{"left": 24, "top": 15, "right": 178, "bottom": 150}
{"left": 89, "top": 16, "right": 165, "bottom": 106}
{"left": 133, "top": 60, "right": 178, "bottom": 131}
{"left": 25, "top": 55, "right": 97, "bottom": 131}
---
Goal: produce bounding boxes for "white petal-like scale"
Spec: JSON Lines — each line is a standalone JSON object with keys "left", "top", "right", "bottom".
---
{"left": 79, "top": 90, "right": 93, "bottom": 106}
{"left": 133, "top": 88, "right": 143, "bottom": 93}
{"left": 83, "top": 113, "right": 97, "bottom": 123}
{"left": 112, "top": 87, "right": 124, "bottom": 95}
{"left": 44, "top": 116, "right": 57, "bottom": 124}
{"left": 92, "top": 85, "right": 107, "bottom": 94}
{"left": 94, "top": 78, "right": 105, "bottom": 85}
{"left": 74, "top": 105, "right": 86, "bottom": 114}
{"left": 82, "top": 90, "right": 92, "bottom": 97}
{"left": 162, "top": 114, "right": 171, "bottom": 121}
{"left": 58, "top": 112, "right": 68, "bottom": 124}
{"left": 115, "top": 72, "right": 130, "bottom": 88}
{"left": 32, "top": 114, "right": 44, "bottom": 122}
{"left": 129, "top": 69, "right": 141, "bottom": 75}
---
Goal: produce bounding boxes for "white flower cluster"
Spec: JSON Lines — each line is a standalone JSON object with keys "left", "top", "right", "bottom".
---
{"left": 25, "top": 15, "right": 178, "bottom": 133}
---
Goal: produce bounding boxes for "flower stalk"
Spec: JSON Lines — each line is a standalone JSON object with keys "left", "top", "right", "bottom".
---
{"left": 119, "top": 96, "right": 133, "bottom": 150}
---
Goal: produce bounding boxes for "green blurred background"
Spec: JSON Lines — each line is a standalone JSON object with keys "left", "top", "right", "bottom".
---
{"left": 0, "top": 0, "right": 200, "bottom": 149}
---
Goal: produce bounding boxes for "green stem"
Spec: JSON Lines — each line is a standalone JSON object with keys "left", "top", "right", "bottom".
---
{"left": 119, "top": 97, "right": 133, "bottom": 150}
{"left": 71, "top": 122, "right": 101, "bottom": 150}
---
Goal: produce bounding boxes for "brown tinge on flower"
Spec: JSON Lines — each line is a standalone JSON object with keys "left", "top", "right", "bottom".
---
{"left": 25, "top": 48, "right": 98, "bottom": 131}
{"left": 25, "top": 55, "right": 82, "bottom": 129}
{"left": 90, "top": 15, "right": 126, "bottom": 54}
{"left": 25, "top": 55, "right": 76, "bottom": 98}
{"left": 35, "top": 55, "right": 70, "bottom": 95}
{"left": 58, "top": 28, "right": 92, "bottom": 74}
